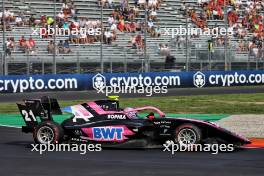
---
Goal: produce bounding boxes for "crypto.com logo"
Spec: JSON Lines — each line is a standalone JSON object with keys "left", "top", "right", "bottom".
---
{"left": 93, "top": 73, "right": 106, "bottom": 91}
{"left": 193, "top": 71, "right": 205, "bottom": 88}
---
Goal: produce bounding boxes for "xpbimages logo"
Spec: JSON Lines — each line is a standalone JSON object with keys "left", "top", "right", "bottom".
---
{"left": 92, "top": 73, "right": 181, "bottom": 96}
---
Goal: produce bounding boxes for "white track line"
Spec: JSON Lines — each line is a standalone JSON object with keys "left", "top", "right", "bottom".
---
{"left": 0, "top": 124, "right": 21, "bottom": 128}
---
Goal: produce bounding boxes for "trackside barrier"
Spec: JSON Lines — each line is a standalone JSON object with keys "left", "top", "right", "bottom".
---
{"left": 1, "top": 70, "right": 264, "bottom": 93}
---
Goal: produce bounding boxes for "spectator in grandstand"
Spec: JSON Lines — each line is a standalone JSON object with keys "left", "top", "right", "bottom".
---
{"left": 62, "top": 1, "right": 72, "bottom": 17}
{"left": 165, "top": 54, "right": 176, "bottom": 70}
{"left": 40, "top": 15, "right": 47, "bottom": 26}
{"left": 149, "top": 9, "right": 157, "bottom": 21}
{"left": 135, "top": 34, "right": 143, "bottom": 48}
{"left": 58, "top": 40, "right": 64, "bottom": 54}
{"left": 69, "top": 32, "right": 79, "bottom": 44}
{"left": 138, "top": 0, "right": 146, "bottom": 9}
{"left": 117, "top": 18, "right": 125, "bottom": 32}
{"left": 27, "top": 36, "right": 36, "bottom": 54}
{"left": 57, "top": 11, "right": 65, "bottom": 20}
{"left": 163, "top": 44, "right": 170, "bottom": 56}
{"left": 130, "top": 22, "right": 136, "bottom": 33}
{"left": 104, "top": 29, "right": 113, "bottom": 44}
{"left": 15, "top": 13, "right": 24, "bottom": 27}
{"left": 5, "top": 38, "right": 14, "bottom": 57}
{"left": 134, "top": 0, "right": 139, "bottom": 6}
{"left": 46, "top": 16, "right": 54, "bottom": 26}
{"left": 98, "top": 0, "right": 107, "bottom": 7}
{"left": 154, "top": 25, "right": 161, "bottom": 37}
{"left": 63, "top": 40, "right": 71, "bottom": 54}
{"left": 147, "top": 20, "right": 154, "bottom": 30}
{"left": 129, "top": 35, "right": 137, "bottom": 49}
{"left": 69, "top": 1, "right": 77, "bottom": 18}
{"left": 121, "top": 0, "right": 129, "bottom": 10}
{"left": 208, "top": 39, "right": 214, "bottom": 53}
{"left": 106, "top": 0, "right": 114, "bottom": 8}
{"left": 133, "top": 5, "right": 139, "bottom": 16}
{"left": 178, "top": 36, "right": 185, "bottom": 50}
{"left": 216, "top": 36, "right": 225, "bottom": 47}
{"left": 19, "top": 36, "right": 27, "bottom": 53}
{"left": 47, "top": 41, "right": 56, "bottom": 54}
{"left": 110, "top": 22, "right": 117, "bottom": 31}
{"left": 79, "top": 17, "right": 87, "bottom": 28}
{"left": 29, "top": 15, "right": 37, "bottom": 27}
{"left": 125, "top": 22, "right": 131, "bottom": 33}
{"left": 79, "top": 30, "right": 87, "bottom": 44}
{"left": 3, "top": 9, "right": 15, "bottom": 22}
{"left": 108, "top": 15, "right": 115, "bottom": 26}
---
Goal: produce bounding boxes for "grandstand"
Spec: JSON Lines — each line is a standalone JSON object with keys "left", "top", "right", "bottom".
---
{"left": 0, "top": 0, "right": 264, "bottom": 74}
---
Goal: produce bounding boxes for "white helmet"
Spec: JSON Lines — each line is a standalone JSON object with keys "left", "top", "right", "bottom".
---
{"left": 124, "top": 107, "right": 138, "bottom": 119}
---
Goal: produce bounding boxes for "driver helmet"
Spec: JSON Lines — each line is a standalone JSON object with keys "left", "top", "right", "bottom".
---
{"left": 124, "top": 107, "right": 138, "bottom": 119}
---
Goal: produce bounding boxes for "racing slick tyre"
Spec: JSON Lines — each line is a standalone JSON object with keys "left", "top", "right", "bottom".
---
{"left": 33, "top": 121, "right": 64, "bottom": 144}
{"left": 175, "top": 123, "right": 202, "bottom": 146}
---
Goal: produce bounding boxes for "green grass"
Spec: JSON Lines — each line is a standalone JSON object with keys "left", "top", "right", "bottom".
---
{"left": 1, "top": 93, "right": 264, "bottom": 114}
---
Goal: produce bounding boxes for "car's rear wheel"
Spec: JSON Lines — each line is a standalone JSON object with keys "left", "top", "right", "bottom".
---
{"left": 175, "top": 124, "right": 202, "bottom": 146}
{"left": 33, "top": 121, "right": 64, "bottom": 144}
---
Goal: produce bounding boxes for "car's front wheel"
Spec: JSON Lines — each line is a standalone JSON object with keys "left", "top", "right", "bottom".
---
{"left": 175, "top": 124, "right": 202, "bottom": 146}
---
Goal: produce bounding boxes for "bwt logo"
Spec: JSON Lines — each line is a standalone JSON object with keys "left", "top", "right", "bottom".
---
{"left": 93, "top": 73, "right": 106, "bottom": 91}
{"left": 92, "top": 127, "right": 124, "bottom": 141}
{"left": 193, "top": 72, "right": 205, "bottom": 88}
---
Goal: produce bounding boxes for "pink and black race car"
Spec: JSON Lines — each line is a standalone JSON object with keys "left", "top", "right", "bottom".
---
{"left": 17, "top": 96, "right": 250, "bottom": 148}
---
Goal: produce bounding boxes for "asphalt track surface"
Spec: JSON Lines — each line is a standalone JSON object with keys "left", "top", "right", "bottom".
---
{"left": 1, "top": 87, "right": 264, "bottom": 176}
{"left": 1, "top": 86, "right": 264, "bottom": 103}
{"left": 0, "top": 126, "right": 264, "bottom": 176}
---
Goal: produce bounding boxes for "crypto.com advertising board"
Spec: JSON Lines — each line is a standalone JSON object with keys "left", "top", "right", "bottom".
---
{"left": 1, "top": 70, "right": 264, "bottom": 93}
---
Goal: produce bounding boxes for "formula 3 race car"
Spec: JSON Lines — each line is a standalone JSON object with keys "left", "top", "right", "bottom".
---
{"left": 17, "top": 96, "right": 251, "bottom": 148}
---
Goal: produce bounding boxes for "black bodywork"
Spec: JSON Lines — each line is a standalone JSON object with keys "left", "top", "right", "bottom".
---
{"left": 17, "top": 97, "right": 251, "bottom": 147}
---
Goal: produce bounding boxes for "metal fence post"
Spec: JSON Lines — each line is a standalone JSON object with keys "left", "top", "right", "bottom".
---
{"left": 27, "top": 52, "right": 30, "bottom": 75}
{"left": 224, "top": 0, "right": 228, "bottom": 71}
{"left": 100, "top": 4, "right": 104, "bottom": 73}
{"left": 77, "top": 51, "right": 80, "bottom": 73}
{"left": 0, "top": 52, "right": 3, "bottom": 75}
{"left": 53, "top": 0, "right": 57, "bottom": 74}
{"left": 256, "top": 57, "right": 258, "bottom": 70}
{"left": 247, "top": 49, "right": 250, "bottom": 70}
{"left": 123, "top": 48, "right": 127, "bottom": 72}
{"left": 2, "top": 0, "right": 7, "bottom": 75}
{"left": 144, "top": 4, "right": 148, "bottom": 72}
{"left": 185, "top": 7, "right": 189, "bottom": 71}
{"left": 42, "top": 58, "right": 45, "bottom": 75}
{"left": 209, "top": 51, "right": 212, "bottom": 71}
{"left": 110, "top": 57, "right": 113, "bottom": 73}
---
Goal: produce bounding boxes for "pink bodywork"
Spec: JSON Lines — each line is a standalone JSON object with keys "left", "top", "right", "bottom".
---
{"left": 87, "top": 101, "right": 166, "bottom": 117}
{"left": 81, "top": 125, "right": 135, "bottom": 142}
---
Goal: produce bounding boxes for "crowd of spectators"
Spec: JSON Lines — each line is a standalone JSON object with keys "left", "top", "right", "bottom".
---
{"left": 183, "top": 0, "right": 264, "bottom": 59}
{"left": 1, "top": 0, "right": 264, "bottom": 60}
{"left": 1, "top": 0, "right": 164, "bottom": 56}
{"left": 4, "top": 35, "right": 36, "bottom": 57}
{"left": 0, "top": 0, "right": 105, "bottom": 56}
{"left": 99, "top": 0, "right": 163, "bottom": 53}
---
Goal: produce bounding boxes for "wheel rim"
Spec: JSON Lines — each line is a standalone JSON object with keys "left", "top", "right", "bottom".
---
{"left": 37, "top": 126, "right": 54, "bottom": 144}
{"left": 177, "top": 128, "right": 197, "bottom": 146}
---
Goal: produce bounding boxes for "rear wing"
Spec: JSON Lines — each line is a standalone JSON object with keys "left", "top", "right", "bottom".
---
{"left": 17, "top": 96, "right": 62, "bottom": 132}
